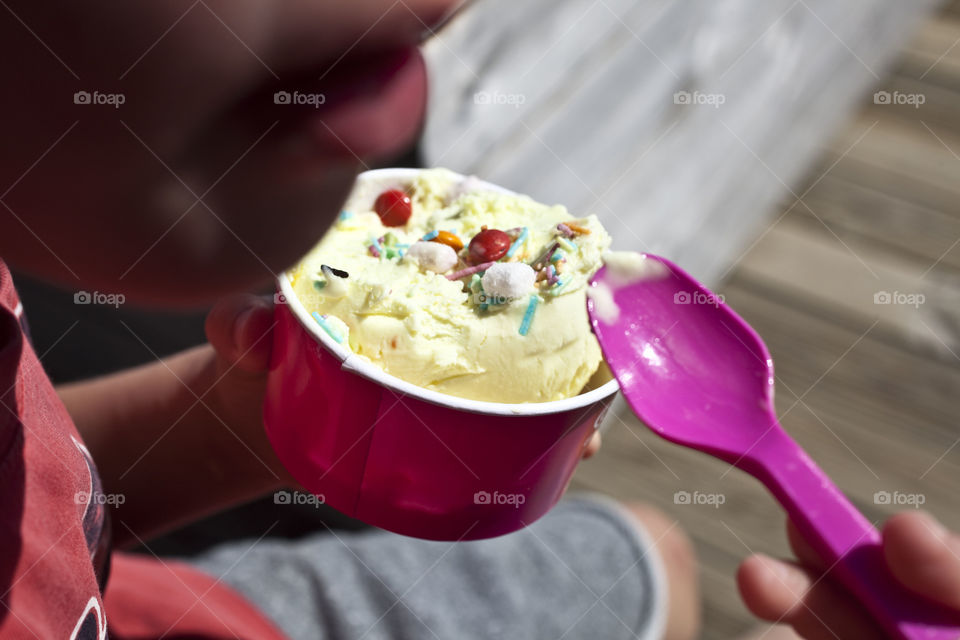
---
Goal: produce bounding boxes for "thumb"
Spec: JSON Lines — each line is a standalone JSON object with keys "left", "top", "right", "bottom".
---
{"left": 205, "top": 295, "right": 275, "bottom": 373}
{"left": 883, "top": 510, "right": 960, "bottom": 610}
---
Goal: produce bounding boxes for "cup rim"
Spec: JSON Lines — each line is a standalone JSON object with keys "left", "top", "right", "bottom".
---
{"left": 277, "top": 167, "right": 619, "bottom": 417}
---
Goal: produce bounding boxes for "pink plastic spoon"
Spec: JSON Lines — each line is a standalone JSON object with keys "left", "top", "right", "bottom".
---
{"left": 587, "top": 254, "right": 960, "bottom": 640}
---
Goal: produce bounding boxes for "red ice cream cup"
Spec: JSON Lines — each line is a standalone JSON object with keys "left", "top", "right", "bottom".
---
{"left": 263, "top": 169, "right": 619, "bottom": 541}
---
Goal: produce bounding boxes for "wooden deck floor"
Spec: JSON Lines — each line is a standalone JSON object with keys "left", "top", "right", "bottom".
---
{"left": 570, "top": 4, "right": 960, "bottom": 637}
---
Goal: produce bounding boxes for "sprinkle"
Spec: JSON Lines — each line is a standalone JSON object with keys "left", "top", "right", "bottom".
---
{"left": 518, "top": 295, "right": 540, "bottom": 336}
{"left": 338, "top": 210, "right": 353, "bottom": 221}
{"left": 321, "top": 264, "right": 349, "bottom": 279}
{"left": 550, "top": 250, "right": 564, "bottom": 263}
{"left": 312, "top": 312, "right": 345, "bottom": 343}
{"left": 446, "top": 261, "right": 495, "bottom": 280}
{"left": 548, "top": 276, "right": 571, "bottom": 295}
{"left": 530, "top": 242, "right": 559, "bottom": 270}
{"left": 557, "top": 237, "right": 578, "bottom": 253}
{"left": 368, "top": 236, "right": 384, "bottom": 258}
{"left": 566, "top": 222, "right": 592, "bottom": 235}
{"left": 313, "top": 280, "right": 326, "bottom": 290}
{"left": 546, "top": 264, "right": 558, "bottom": 283}
{"left": 505, "top": 226, "right": 528, "bottom": 258}
{"left": 422, "top": 230, "right": 440, "bottom": 241}
{"left": 556, "top": 223, "right": 575, "bottom": 238}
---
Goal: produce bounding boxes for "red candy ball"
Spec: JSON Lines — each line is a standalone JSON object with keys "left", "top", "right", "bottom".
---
{"left": 374, "top": 189, "right": 412, "bottom": 227}
{"left": 468, "top": 228, "right": 511, "bottom": 263}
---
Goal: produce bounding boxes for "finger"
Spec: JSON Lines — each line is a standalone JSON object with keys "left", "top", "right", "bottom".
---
{"left": 883, "top": 511, "right": 960, "bottom": 609}
{"left": 582, "top": 432, "right": 601, "bottom": 459}
{"left": 205, "top": 295, "right": 275, "bottom": 373}
{"left": 786, "top": 517, "right": 829, "bottom": 574}
{"left": 737, "top": 554, "right": 885, "bottom": 640}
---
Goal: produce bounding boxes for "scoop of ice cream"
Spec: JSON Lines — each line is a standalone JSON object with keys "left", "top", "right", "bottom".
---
{"left": 289, "top": 168, "right": 613, "bottom": 403}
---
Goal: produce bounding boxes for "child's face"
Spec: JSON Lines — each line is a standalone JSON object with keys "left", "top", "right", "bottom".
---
{"left": 0, "top": 0, "right": 452, "bottom": 306}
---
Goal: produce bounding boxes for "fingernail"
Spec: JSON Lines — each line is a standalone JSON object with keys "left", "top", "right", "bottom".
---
{"left": 917, "top": 511, "right": 948, "bottom": 540}
{"left": 758, "top": 555, "right": 807, "bottom": 592}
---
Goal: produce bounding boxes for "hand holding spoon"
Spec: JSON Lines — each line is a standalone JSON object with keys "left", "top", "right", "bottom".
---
{"left": 587, "top": 253, "right": 960, "bottom": 640}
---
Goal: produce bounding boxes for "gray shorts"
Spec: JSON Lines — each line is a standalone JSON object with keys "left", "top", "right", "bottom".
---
{"left": 188, "top": 495, "right": 667, "bottom": 640}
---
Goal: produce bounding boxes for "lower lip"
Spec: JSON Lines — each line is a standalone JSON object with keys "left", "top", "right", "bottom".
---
{"left": 310, "top": 47, "right": 427, "bottom": 162}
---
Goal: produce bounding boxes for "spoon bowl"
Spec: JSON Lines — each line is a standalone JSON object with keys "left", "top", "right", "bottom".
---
{"left": 588, "top": 253, "right": 960, "bottom": 640}
{"left": 588, "top": 256, "right": 776, "bottom": 464}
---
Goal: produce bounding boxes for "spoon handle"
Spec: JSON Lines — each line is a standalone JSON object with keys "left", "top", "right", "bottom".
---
{"left": 754, "top": 429, "right": 960, "bottom": 639}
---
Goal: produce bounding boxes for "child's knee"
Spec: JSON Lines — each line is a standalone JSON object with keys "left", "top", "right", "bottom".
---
{"left": 623, "top": 503, "right": 700, "bottom": 640}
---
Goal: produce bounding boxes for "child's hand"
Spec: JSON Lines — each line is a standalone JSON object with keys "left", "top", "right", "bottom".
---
{"left": 737, "top": 511, "right": 960, "bottom": 638}
{"left": 203, "top": 294, "right": 295, "bottom": 483}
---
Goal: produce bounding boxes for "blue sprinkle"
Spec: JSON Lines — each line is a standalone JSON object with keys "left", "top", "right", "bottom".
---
{"left": 550, "top": 250, "right": 564, "bottom": 262}
{"left": 370, "top": 237, "right": 384, "bottom": 257}
{"left": 549, "top": 276, "right": 571, "bottom": 295}
{"left": 422, "top": 230, "right": 439, "bottom": 241}
{"left": 505, "top": 227, "right": 529, "bottom": 258}
{"left": 338, "top": 210, "right": 353, "bottom": 221}
{"left": 312, "top": 311, "right": 345, "bottom": 344}
{"left": 519, "top": 295, "right": 540, "bottom": 336}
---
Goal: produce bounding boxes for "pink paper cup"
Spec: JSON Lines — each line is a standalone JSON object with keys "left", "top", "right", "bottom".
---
{"left": 263, "top": 169, "right": 619, "bottom": 541}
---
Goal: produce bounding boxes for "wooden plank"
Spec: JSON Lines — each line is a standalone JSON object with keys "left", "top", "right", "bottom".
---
{"left": 423, "top": 0, "right": 940, "bottom": 286}
{"left": 782, "top": 173, "right": 960, "bottom": 272}
{"left": 734, "top": 214, "right": 960, "bottom": 359}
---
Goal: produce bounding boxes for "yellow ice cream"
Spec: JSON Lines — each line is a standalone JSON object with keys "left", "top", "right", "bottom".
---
{"left": 289, "top": 168, "right": 612, "bottom": 403}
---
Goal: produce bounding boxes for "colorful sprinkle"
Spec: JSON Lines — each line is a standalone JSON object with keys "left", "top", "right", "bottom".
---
{"left": 530, "top": 242, "right": 559, "bottom": 269}
{"left": 368, "top": 236, "right": 384, "bottom": 258}
{"left": 519, "top": 295, "right": 540, "bottom": 336}
{"left": 446, "top": 261, "right": 495, "bottom": 280}
{"left": 338, "top": 210, "right": 353, "bottom": 221}
{"left": 312, "top": 312, "right": 345, "bottom": 343}
{"left": 557, "top": 237, "right": 578, "bottom": 253}
{"left": 505, "top": 226, "right": 529, "bottom": 258}
{"left": 550, "top": 250, "right": 564, "bottom": 262}
{"left": 556, "top": 223, "right": 575, "bottom": 238}
{"left": 566, "top": 222, "right": 592, "bottom": 235}
{"left": 548, "top": 276, "right": 571, "bottom": 295}
{"left": 422, "top": 230, "right": 440, "bottom": 241}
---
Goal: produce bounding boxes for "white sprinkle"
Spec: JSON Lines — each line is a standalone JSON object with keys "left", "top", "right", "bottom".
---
{"left": 404, "top": 241, "right": 459, "bottom": 273}
{"left": 481, "top": 262, "right": 536, "bottom": 301}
